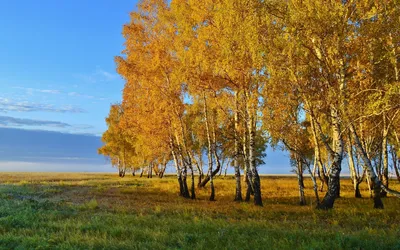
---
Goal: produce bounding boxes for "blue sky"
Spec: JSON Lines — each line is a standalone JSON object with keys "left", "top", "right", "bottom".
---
{"left": 0, "top": 1, "right": 297, "bottom": 173}
{"left": 0, "top": 0, "right": 138, "bottom": 135}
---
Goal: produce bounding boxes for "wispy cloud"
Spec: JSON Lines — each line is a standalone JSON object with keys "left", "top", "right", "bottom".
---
{"left": 68, "top": 92, "right": 94, "bottom": 99}
{"left": 0, "top": 116, "right": 71, "bottom": 128}
{"left": 74, "top": 68, "right": 119, "bottom": 83}
{"left": 73, "top": 74, "right": 97, "bottom": 83}
{"left": 14, "top": 87, "right": 61, "bottom": 95}
{"left": 96, "top": 69, "right": 118, "bottom": 81}
{"left": 0, "top": 98, "right": 86, "bottom": 113}
{"left": 0, "top": 116, "right": 95, "bottom": 133}
{"left": 39, "top": 89, "right": 61, "bottom": 94}
{"left": 67, "top": 92, "right": 108, "bottom": 101}
{"left": 10, "top": 85, "right": 107, "bottom": 102}
{"left": 72, "top": 124, "right": 95, "bottom": 130}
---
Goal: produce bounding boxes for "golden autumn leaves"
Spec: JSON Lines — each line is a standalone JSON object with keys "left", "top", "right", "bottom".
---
{"left": 99, "top": 0, "right": 400, "bottom": 209}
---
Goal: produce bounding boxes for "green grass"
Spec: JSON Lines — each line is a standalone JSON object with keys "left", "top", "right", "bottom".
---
{"left": 0, "top": 173, "right": 399, "bottom": 249}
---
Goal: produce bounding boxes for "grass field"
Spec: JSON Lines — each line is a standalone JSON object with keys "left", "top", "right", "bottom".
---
{"left": 0, "top": 173, "right": 399, "bottom": 249}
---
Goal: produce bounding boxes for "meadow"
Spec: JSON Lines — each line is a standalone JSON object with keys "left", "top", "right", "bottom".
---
{"left": 0, "top": 173, "right": 399, "bottom": 249}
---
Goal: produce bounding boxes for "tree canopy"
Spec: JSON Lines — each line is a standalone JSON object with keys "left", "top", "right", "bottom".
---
{"left": 100, "top": 0, "right": 400, "bottom": 209}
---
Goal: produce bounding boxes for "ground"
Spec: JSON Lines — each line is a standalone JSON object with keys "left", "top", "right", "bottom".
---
{"left": 0, "top": 173, "right": 399, "bottom": 249}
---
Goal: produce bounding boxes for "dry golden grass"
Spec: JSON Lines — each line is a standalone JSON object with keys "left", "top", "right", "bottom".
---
{"left": 0, "top": 172, "right": 399, "bottom": 249}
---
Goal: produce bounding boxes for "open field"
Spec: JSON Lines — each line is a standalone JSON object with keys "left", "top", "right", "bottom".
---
{"left": 0, "top": 173, "right": 399, "bottom": 249}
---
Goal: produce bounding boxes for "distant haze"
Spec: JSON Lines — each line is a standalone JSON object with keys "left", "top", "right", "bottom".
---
{"left": 0, "top": 128, "right": 112, "bottom": 172}
{"left": 0, "top": 127, "right": 295, "bottom": 173}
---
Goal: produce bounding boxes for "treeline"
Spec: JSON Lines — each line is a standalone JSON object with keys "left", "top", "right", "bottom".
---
{"left": 99, "top": 0, "right": 400, "bottom": 209}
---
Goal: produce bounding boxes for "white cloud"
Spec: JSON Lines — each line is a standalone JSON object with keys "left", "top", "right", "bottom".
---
{"left": 73, "top": 74, "right": 97, "bottom": 83}
{"left": 68, "top": 92, "right": 95, "bottom": 99}
{"left": 0, "top": 115, "right": 95, "bottom": 134}
{"left": 74, "top": 68, "right": 119, "bottom": 83}
{"left": 0, "top": 98, "right": 86, "bottom": 113}
{"left": 96, "top": 69, "right": 118, "bottom": 81}
{"left": 72, "top": 124, "right": 95, "bottom": 130}
{"left": 40, "top": 89, "right": 61, "bottom": 94}
{"left": 14, "top": 87, "right": 61, "bottom": 95}
{"left": 0, "top": 115, "right": 71, "bottom": 128}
